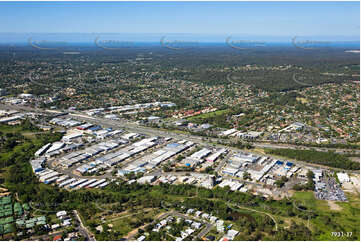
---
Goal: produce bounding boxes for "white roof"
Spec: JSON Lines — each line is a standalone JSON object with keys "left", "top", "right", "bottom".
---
{"left": 137, "top": 236, "right": 145, "bottom": 241}
{"left": 337, "top": 172, "right": 350, "bottom": 182}
{"left": 56, "top": 210, "right": 67, "bottom": 217}
{"left": 221, "top": 128, "right": 237, "bottom": 136}
{"left": 227, "top": 229, "right": 239, "bottom": 237}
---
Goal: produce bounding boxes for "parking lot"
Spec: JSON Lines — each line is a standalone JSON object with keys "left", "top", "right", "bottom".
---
{"left": 315, "top": 177, "right": 347, "bottom": 201}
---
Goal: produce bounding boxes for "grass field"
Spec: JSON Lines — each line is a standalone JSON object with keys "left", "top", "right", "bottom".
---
{"left": 104, "top": 208, "right": 162, "bottom": 237}
{"left": 110, "top": 217, "right": 134, "bottom": 236}
{"left": 292, "top": 191, "right": 360, "bottom": 241}
{"left": 0, "top": 124, "right": 25, "bottom": 134}
{"left": 186, "top": 109, "right": 229, "bottom": 122}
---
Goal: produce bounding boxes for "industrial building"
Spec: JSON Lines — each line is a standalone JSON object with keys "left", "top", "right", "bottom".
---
{"left": 125, "top": 140, "right": 194, "bottom": 170}
{"left": 219, "top": 128, "right": 237, "bottom": 137}
{"left": 206, "top": 148, "right": 227, "bottom": 162}
{"left": 337, "top": 172, "right": 350, "bottom": 183}
{"left": 34, "top": 143, "right": 52, "bottom": 157}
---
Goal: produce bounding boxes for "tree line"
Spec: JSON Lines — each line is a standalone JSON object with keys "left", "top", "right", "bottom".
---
{"left": 265, "top": 148, "right": 359, "bottom": 170}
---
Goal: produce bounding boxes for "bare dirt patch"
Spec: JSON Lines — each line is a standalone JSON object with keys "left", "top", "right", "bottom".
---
{"left": 327, "top": 200, "right": 342, "bottom": 211}
{"left": 282, "top": 218, "right": 292, "bottom": 229}
{"left": 351, "top": 175, "right": 360, "bottom": 193}
{"left": 349, "top": 157, "right": 360, "bottom": 163}
{"left": 296, "top": 97, "right": 308, "bottom": 104}
{"left": 342, "top": 174, "right": 360, "bottom": 194}
{"left": 342, "top": 182, "right": 358, "bottom": 194}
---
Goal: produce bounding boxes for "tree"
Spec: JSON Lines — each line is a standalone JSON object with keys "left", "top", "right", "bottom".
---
{"left": 275, "top": 176, "right": 289, "bottom": 188}
{"left": 243, "top": 171, "right": 251, "bottom": 181}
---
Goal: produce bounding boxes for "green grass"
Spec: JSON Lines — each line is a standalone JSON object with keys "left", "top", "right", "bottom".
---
{"left": 47, "top": 214, "right": 61, "bottom": 225}
{"left": 187, "top": 109, "right": 229, "bottom": 122}
{"left": 207, "top": 228, "right": 223, "bottom": 241}
{"left": 292, "top": 191, "right": 360, "bottom": 241}
{"left": 0, "top": 125, "right": 24, "bottom": 134}
{"left": 0, "top": 122, "right": 41, "bottom": 135}
{"left": 107, "top": 217, "right": 134, "bottom": 236}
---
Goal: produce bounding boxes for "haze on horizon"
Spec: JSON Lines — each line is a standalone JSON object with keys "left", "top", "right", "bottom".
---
{"left": 0, "top": 1, "right": 359, "bottom": 42}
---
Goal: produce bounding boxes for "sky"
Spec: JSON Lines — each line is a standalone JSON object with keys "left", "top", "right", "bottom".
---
{"left": 0, "top": 1, "right": 359, "bottom": 41}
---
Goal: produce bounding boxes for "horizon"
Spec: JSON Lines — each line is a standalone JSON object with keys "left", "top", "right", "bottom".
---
{"left": 0, "top": 1, "right": 359, "bottom": 37}
{"left": 0, "top": 32, "right": 360, "bottom": 45}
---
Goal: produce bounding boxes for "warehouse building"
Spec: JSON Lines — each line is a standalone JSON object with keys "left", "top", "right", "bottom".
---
{"left": 337, "top": 172, "right": 350, "bottom": 183}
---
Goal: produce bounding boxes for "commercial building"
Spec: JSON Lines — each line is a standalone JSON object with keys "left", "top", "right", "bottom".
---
{"left": 206, "top": 148, "right": 227, "bottom": 162}
{"left": 50, "top": 118, "right": 82, "bottom": 127}
{"left": 59, "top": 178, "right": 77, "bottom": 188}
{"left": 88, "top": 179, "right": 107, "bottom": 188}
{"left": 34, "top": 143, "right": 52, "bottom": 157}
{"left": 219, "top": 128, "right": 237, "bottom": 137}
{"left": 0, "top": 115, "right": 23, "bottom": 124}
{"left": 62, "top": 133, "right": 83, "bottom": 142}
{"left": 30, "top": 158, "right": 46, "bottom": 173}
{"left": 136, "top": 141, "right": 193, "bottom": 170}
{"left": 68, "top": 179, "right": 87, "bottom": 189}
{"left": 46, "top": 142, "right": 66, "bottom": 154}
{"left": 237, "top": 131, "right": 263, "bottom": 140}
{"left": 137, "top": 176, "right": 157, "bottom": 184}
{"left": 337, "top": 172, "right": 350, "bottom": 183}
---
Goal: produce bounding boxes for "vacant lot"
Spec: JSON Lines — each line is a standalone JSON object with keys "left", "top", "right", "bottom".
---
{"left": 292, "top": 191, "right": 360, "bottom": 241}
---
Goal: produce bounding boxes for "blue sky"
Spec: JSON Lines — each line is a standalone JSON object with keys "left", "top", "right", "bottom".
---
{"left": 0, "top": 1, "right": 359, "bottom": 40}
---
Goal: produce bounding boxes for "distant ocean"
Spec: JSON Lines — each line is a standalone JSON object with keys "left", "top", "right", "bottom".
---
{"left": 0, "top": 33, "right": 359, "bottom": 48}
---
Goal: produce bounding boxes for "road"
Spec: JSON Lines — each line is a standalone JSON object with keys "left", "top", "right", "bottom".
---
{"left": 73, "top": 209, "right": 95, "bottom": 241}
{"left": 171, "top": 212, "right": 213, "bottom": 239}
{"left": 27, "top": 209, "right": 95, "bottom": 240}
{"left": 68, "top": 114, "right": 359, "bottom": 157}
{"left": 1, "top": 103, "right": 357, "bottom": 154}
{"left": 226, "top": 202, "right": 278, "bottom": 231}
{"left": 215, "top": 152, "right": 232, "bottom": 173}
{"left": 29, "top": 230, "right": 64, "bottom": 241}
{"left": 1, "top": 104, "right": 359, "bottom": 175}
{"left": 144, "top": 211, "right": 214, "bottom": 240}
{"left": 66, "top": 112, "right": 360, "bottom": 174}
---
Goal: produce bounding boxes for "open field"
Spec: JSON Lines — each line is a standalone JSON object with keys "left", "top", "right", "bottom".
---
{"left": 187, "top": 109, "right": 228, "bottom": 121}
{"left": 292, "top": 191, "right": 360, "bottom": 241}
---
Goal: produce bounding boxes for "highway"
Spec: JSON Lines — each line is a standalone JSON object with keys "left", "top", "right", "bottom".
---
{"left": 1, "top": 103, "right": 358, "bottom": 154}
{"left": 1, "top": 104, "right": 359, "bottom": 175}
{"left": 65, "top": 112, "right": 360, "bottom": 174}
{"left": 67, "top": 112, "right": 360, "bottom": 157}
